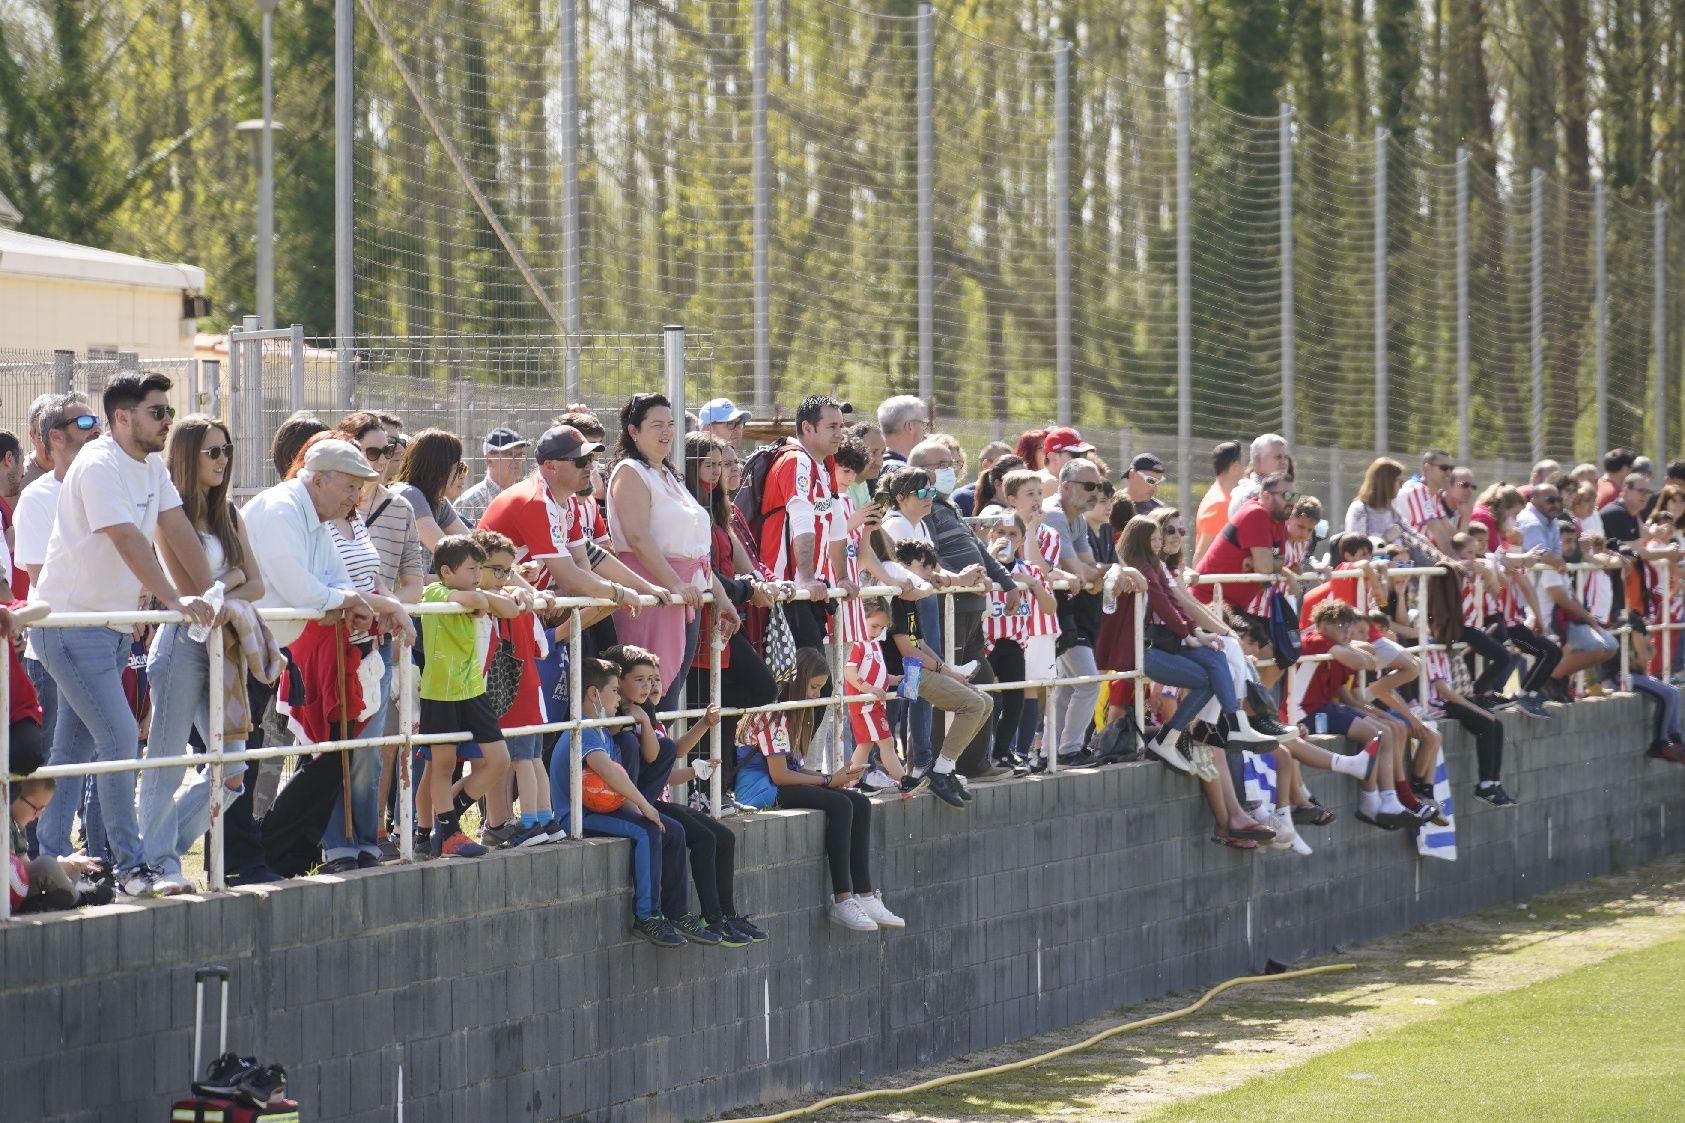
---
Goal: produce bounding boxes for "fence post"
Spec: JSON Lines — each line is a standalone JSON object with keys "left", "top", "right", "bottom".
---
{"left": 206, "top": 623, "right": 227, "bottom": 891}
{"left": 1530, "top": 168, "right": 1545, "bottom": 463}
{"left": 1374, "top": 127, "right": 1388, "bottom": 455}
{"left": 1279, "top": 102, "right": 1295, "bottom": 446}
{"left": 560, "top": 0, "right": 582, "bottom": 402}
{"left": 1053, "top": 41, "right": 1072, "bottom": 426}
{"left": 916, "top": 3, "right": 935, "bottom": 403}
{"left": 118, "top": 350, "right": 139, "bottom": 372}
{"left": 1594, "top": 181, "right": 1608, "bottom": 457}
{"left": 665, "top": 325, "right": 687, "bottom": 474}
{"left": 1654, "top": 201, "right": 1667, "bottom": 464}
{"left": 1455, "top": 148, "right": 1471, "bottom": 463}
{"left": 53, "top": 349, "right": 74, "bottom": 395}
{"left": 202, "top": 359, "right": 222, "bottom": 421}
{"left": 751, "top": 0, "right": 771, "bottom": 415}
{"left": 1176, "top": 72, "right": 1192, "bottom": 528}
{"left": 569, "top": 608, "right": 585, "bottom": 840}
{"left": 334, "top": 0, "right": 354, "bottom": 406}
{"left": 290, "top": 323, "right": 306, "bottom": 412}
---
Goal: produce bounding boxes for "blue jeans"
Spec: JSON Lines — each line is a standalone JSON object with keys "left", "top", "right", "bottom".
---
{"left": 23, "top": 654, "right": 57, "bottom": 752}
{"left": 1144, "top": 643, "right": 1238, "bottom": 732}
{"left": 141, "top": 623, "right": 249, "bottom": 876}
{"left": 322, "top": 641, "right": 393, "bottom": 861}
{"left": 582, "top": 807, "right": 689, "bottom": 920}
{"left": 37, "top": 627, "right": 142, "bottom": 869}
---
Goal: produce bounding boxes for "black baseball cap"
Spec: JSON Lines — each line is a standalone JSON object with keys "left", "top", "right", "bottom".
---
{"left": 1130, "top": 453, "right": 1165, "bottom": 476}
{"left": 534, "top": 425, "right": 602, "bottom": 463}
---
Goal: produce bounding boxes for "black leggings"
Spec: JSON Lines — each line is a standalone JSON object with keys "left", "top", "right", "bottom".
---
{"left": 776, "top": 785, "right": 872, "bottom": 896}
{"left": 1504, "top": 623, "right": 1561, "bottom": 692}
{"left": 655, "top": 800, "right": 737, "bottom": 921}
{"left": 688, "top": 632, "right": 778, "bottom": 792}
{"left": 987, "top": 639, "right": 1027, "bottom": 762}
{"left": 1463, "top": 626, "right": 1517, "bottom": 695}
{"left": 1441, "top": 699, "right": 1504, "bottom": 784}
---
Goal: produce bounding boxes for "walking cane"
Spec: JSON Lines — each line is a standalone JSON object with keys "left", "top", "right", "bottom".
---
{"left": 334, "top": 618, "right": 353, "bottom": 840}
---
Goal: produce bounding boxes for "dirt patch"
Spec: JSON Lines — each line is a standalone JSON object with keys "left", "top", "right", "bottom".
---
{"left": 721, "top": 854, "right": 1685, "bottom": 1122}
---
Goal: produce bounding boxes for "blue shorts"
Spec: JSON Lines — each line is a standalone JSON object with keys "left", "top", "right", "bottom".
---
{"left": 506, "top": 732, "right": 540, "bottom": 762}
{"left": 1303, "top": 703, "right": 1365, "bottom": 737}
{"left": 415, "top": 741, "right": 483, "bottom": 763}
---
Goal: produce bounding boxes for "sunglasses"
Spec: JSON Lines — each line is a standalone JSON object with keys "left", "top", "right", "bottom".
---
{"left": 1163, "top": 526, "right": 1185, "bottom": 535}
{"left": 573, "top": 455, "right": 597, "bottom": 469}
{"left": 1430, "top": 462, "right": 1454, "bottom": 472}
{"left": 136, "top": 404, "right": 176, "bottom": 420}
{"left": 1073, "top": 481, "right": 1102, "bottom": 492}
{"left": 1268, "top": 489, "right": 1299, "bottom": 501}
{"left": 57, "top": 415, "right": 99, "bottom": 431}
{"left": 908, "top": 486, "right": 937, "bottom": 500}
{"left": 361, "top": 442, "right": 398, "bottom": 462}
{"left": 201, "top": 443, "right": 233, "bottom": 462}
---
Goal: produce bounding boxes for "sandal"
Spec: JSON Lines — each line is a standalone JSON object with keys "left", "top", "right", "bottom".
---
{"left": 1226, "top": 822, "right": 1277, "bottom": 843}
{"left": 1292, "top": 799, "right": 1336, "bottom": 827}
{"left": 1211, "top": 833, "right": 1258, "bottom": 851}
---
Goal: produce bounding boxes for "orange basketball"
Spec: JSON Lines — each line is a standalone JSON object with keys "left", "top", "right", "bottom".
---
{"left": 582, "top": 770, "right": 625, "bottom": 813}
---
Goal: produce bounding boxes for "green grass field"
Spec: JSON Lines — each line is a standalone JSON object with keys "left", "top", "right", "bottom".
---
{"left": 1148, "top": 937, "right": 1685, "bottom": 1122}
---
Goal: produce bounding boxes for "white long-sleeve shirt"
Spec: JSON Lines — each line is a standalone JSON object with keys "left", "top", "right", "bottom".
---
{"left": 241, "top": 478, "right": 354, "bottom": 645}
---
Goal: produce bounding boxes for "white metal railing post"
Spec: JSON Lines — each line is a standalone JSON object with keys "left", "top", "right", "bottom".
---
{"left": 751, "top": 0, "right": 771, "bottom": 415}
{"left": 1530, "top": 167, "right": 1545, "bottom": 464}
{"left": 1663, "top": 565, "right": 1674, "bottom": 684}
{"left": 1279, "top": 101, "right": 1295, "bottom": 446}
{"left": 568, "top": 608, "right": 585, "bottom": 840}
{"left": 1131, "top": 590, "right": 1147, "bottom": 738}
{"left": 1415, "top": 570, "right": 1431, "bottom": 708}
{"left": 397, "top": 645, "right": 415, "bottom": 863}
{"left": 1594, "top": 180, "right": 1608, "bottom": 457}
{"left": 0, "top": 634, "right": 10, "bottom": 921}
{"left": 829, "top": 621, "right": 845, "bottom": 775}
{"left": 1455, "top": 148, "right": 1470, "bottom": 463}
{"left": 1374, "top": 127, "right": 1389, "bottom": 455}
{"left": 1053, "top": 40, "right": 1072, "bottom": 426}
{"left": 916, "top": 3, "right": 935, "bottom": 403}
{"left": 206, "top": 627, "right": 227, "bottom": 891}
{"left": 1175, "top": 72, "right": 1192, "bottom": 522}
{"left": 709, "top": 620, "right": 724, "bottom": 818}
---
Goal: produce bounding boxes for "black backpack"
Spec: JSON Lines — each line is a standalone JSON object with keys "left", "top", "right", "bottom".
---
{"left": 732, "top": 440, "right": 797, "bottom": 546}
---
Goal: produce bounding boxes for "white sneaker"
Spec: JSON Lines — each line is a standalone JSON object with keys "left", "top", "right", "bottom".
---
{"left": 1147, "top": 732, "right": 1196, "bottom": 775}
{"left": 120, "top": 865, "right": 168, "bottom": 898}
{"left": 855, "top": 894, "right": 906, "bottom": 928}
{"left": 154, "top": 871, "right": 195, "bottom": 895}
{"left": 857, "top": 768, "right": 897, "bottom": 793}
{"left": 1268, "top": 808, "right": 1310, "bottom": 854}
{"left": 950, "top": 659, "right": 978, "bottom": 678}
{"left": 828, "top": 898, "right": 879, "bottom": 932}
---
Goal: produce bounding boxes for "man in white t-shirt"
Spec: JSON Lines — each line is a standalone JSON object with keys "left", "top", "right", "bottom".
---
{"left": 33, "top": 372, "right": 219, "bottom": 898}
{"left": 12, "top": 392, "right": 104, "bottom": 754}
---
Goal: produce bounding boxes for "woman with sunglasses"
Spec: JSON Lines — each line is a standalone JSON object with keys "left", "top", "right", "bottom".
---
{"left": 392, "top": 428, "right": 473, "bottom": 571}
{"left": 142, "top": 415, "right": 269, "bottom": 893}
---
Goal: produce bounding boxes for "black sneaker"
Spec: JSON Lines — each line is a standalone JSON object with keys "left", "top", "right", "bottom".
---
{"left": 1474, "top": 783, "right": 1518, "bottom": 807}
{"left": 673, "top": 913, "right": 723, "bottom": 945}
{"left": 1514, "top": 692, "right": 1551, "bottom": 719}
{"left": 357, "top": 852, "right": 382, "bottom": 869}
{"left": 235, "top": 1062, "right": 288, "bottom": 1108}
{"left": 704, "top": 918, "right": 750, "bottom": 948}
{"left": 632, "top": 916, "right": 686, "bottom": 949}
{"left": 726, "top": 914, "right": 769, "bottom": 942}
{"left": 1057, "top": 749, "right": 1096, "bottom": 768}
{"left": 1027, "top": 753, "right": 1049, "bottom": 774}
{"left": 955, "top": 774, "right": 974, "bottom": 802}
{"left": 317, "top": 856, "right": 359, "bottom": 875}
{"left": 898, "top": 773, "right": 930, "bottom": 798}
{"left": 1249, "top": 712, "right": 1294, "bottom": 738}
{"left": 1412, "top": 800, "right": 1449, "bottom": 827}
{"left": 480, "top": 819, "right": 523, "bottom": 848}
{"left": 194, "top": 1052, "right": 258, "bottom": 1098}
{"left": 928, "top": 771, "right": 968, "bottom": 808}
{"left": 1355, "top": 808, "right": 1404, "bottom": 831}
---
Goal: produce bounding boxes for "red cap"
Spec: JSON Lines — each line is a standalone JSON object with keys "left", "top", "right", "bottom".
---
{"left": 1043, "top": 427, "right": 1094, "bottom": 456}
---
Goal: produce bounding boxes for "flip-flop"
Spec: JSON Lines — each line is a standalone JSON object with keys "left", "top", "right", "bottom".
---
{"left": 1226, "top": 823, "right": 1277, "bottom": 842}
{"left": 1292, "top": 800, "right": 1336, "bottom": 827}
{"left": 1210, "top": 834, "right": 1258, "bottom": 851}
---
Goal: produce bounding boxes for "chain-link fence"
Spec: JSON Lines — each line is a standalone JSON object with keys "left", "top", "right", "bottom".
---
{"left": 0, "top": 348, "right": 208, "bottom": 449}
{"left": 335, "top": 0, "right": 1681, "bottom": 507}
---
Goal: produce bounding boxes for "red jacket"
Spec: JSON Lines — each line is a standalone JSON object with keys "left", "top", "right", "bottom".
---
{"left": 282, "top": 621, "right": 365, "bottom": 745}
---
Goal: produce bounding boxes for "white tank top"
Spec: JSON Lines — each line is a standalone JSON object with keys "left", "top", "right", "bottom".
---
{"left": 608, "top": 458, "right": 712, "bottom": 560}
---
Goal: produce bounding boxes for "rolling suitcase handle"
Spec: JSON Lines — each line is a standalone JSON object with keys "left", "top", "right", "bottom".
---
{"left": 191, "top": 965, "right": 231, "bottom": 1088}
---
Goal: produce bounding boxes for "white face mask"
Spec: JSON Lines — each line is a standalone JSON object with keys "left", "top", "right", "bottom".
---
{"left": 933, "top": 467, "right": 957, "bottom": 495}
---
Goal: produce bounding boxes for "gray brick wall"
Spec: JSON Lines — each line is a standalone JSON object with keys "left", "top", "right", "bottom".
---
{"left": 4, "top": 694, "right": 1684, "bottom": 1122}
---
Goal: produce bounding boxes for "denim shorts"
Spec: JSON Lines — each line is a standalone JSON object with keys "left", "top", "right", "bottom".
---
{"left": 1304, "top": 703, "right": 1364, "bottom": 737}
{"left": 1566, "top": 622, "right": 1619, "bottom": 655}
{"left": 506, "top": 732, "right": 541, "bottom": 762}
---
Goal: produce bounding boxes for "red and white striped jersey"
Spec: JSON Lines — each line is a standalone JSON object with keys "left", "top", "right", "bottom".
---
{"left": 830, "top": 493, "right": 868, "bottom": 645}
{"left": 1022, "top": 562, "right": 1061, "bottom": 639}
{"left": 757, "top": 443, "right": 847, "bottom": 582}
{"left": 846, "top": 638, "right": 889, "bottom": 694}
{"left": 739, "top": 710, "right": 794, "bottom": 760}
{"left": 1394, "top": 478, "right": 1448, "bottom": 535}
{"left": 984, "top": 558, "right": 1033, "bottom": 649}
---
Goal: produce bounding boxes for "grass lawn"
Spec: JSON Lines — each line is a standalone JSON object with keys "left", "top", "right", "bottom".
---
{"left": 1147, "top": 936, "right": 1685, "bottom": 1123}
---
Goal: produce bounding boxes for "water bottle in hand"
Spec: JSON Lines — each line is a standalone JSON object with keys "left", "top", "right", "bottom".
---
{"left": 187, "top": 581, "right": 226, "bottom": 643}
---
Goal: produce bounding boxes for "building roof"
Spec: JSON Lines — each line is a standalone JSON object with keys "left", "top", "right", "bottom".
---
{"left": 0, "top": 227, "right": 205, "bottom": 291}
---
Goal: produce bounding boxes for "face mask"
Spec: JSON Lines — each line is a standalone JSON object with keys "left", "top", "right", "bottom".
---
{"left": 933, "top": 467, "right": 957, "bottom": 495}
{"left": 848, "top": 480, "right": 873, "bottom": 508}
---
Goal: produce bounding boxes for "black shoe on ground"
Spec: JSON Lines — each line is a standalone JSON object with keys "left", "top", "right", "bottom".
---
{"left": 356, "top": 852, "right": 382, "bottom": 869}
{"left": 727, "top": 914, "right": 769, "bottom": 942}
{"left": 1474, "top": 783, "right": 1518, "bottom": 807}
{"left": 928, "top": 771, "right": 968, "bottom": 808}
{"left": 194, "top": 1053, "right": 258, "bottom": 1098}
{"left": 1027, "top": 754, "right": 1048, "bottom": 774}
{"left": 1057, "top": 749, "right": 1096, "bottom": 768}
{"left": 632, "top": 916, "right": 686, "bottom": 949}
{"left": 235, "top": 1063, "right": 288, "bottom": 1108}
{"left": 317, "top": 856, "right": 358, "bottom": 875}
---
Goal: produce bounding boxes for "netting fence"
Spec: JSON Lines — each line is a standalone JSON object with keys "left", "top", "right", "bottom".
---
{"left": 346, "top": 0, "right": 1682, "bottom": 510}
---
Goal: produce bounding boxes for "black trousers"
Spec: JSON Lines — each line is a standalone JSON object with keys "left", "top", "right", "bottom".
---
{"left": 1503, "top": 623, "right": 1561, "bottom": 692}
{"left": 986, "top": 639, "right": 1027, "bottom": 762}
{"left": 1441, "top": 699, "right": 1504, "bottom": 783}
{"left": 656, "top": 801, "right": 737, "bottom": 922}
{"left": 687, "top": 632, "right": 777, "bottom": 793}
{"left": 783, "top": 601, "right": 829, "bottom": 654}
{"left": 1464, "top": 625, "right": 1518, "bottom": 695}
{"left": 775, "top": 785, "right": 872, "bottom": 896}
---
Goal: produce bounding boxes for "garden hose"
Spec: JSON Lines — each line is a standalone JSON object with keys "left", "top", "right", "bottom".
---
{"left": 723, "top": 962, "right": 1357, "bottom": 1123}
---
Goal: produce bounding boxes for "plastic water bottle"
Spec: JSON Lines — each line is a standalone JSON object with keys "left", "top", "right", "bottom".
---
{"left": 900, "top": 656, "right": 922, "bottom": 701}
{"left": 187, "top": 581, "right": 226, "bottom": 643}
{"left": 1102, "top": 565, "right": 1124, "bottom": 615}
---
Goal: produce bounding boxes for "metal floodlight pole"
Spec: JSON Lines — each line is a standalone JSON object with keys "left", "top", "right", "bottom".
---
{"left": 1655, "top": 201, "right": 1668, "bottom": 463}
{"left": 1175, "top": 73, "right": 1192, "bottom": 525}
{"left": 1374, "top": 127, "right": 1388, "bottom": 456}
{"left": 1053, "top": 41, "right": 1072, "bottom": 426}
{"left": 916, "top": 4, "right": 935, "bottom": 403}
{"left": 1455, "top": 148, "right": 1470, "bottom": 463}
{"left": 258, "top": 0, "right": 278, "bottom": 329}
{"left": 1279, "top": 101, "right": 1295, "bottom": 446}
{"left": 560, "top": 0, "right": 582, "bottom": 401}
{"left": 1530, "top": 168, "right": 1545, "bottom": 463}
{"left": 751, "top": 0, "right": 771, "bottom": 415}
{"left": 1594, "top": 180, "right": 1608, "bottom": 457}
{"left": 334, "top": 0, "right": 353, "bottom": 404}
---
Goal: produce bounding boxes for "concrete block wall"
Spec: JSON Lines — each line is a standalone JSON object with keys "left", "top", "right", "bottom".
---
{"left": 4, "top": 694, "right": 1684, "bottom": 1122}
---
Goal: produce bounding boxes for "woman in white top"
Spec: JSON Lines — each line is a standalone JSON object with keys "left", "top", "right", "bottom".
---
{"left": 143, "top": 416, "right": 267, "bottom": 893}
{"left": 1345, "top": 456, "right": 1408, "bottom": 547}
{"left": 608, "top": 393, "right": 740, "bottom": 711}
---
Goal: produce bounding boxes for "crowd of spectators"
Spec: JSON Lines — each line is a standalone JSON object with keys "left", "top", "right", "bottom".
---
{"left": 6, "top": 377, "right": 1684, "bottom": 932}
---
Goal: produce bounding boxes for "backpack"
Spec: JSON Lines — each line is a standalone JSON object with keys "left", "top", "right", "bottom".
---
{"left": 732, "top": 441, "right": 797, "bottom": 549}
{"left": 1265, "top": 587, "right": 1303, "bottom": 669}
